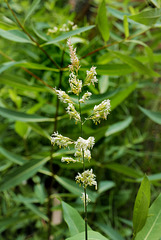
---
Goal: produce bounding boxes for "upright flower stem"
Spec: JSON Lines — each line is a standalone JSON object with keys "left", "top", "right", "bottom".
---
{"left": 79, "top": 98, "right": 88, "bottom": 240}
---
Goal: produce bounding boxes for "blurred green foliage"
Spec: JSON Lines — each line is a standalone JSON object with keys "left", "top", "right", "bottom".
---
{"left": 0, "top": 0, "right": 161, "bottom": 239}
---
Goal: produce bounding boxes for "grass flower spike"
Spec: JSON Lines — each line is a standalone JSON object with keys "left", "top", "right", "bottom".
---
{"left": 51, "top": 39, "right": 110, "bottom": 240}
{"left": 90, "top": 99, "right": 111, "bottom": 124}
{"left": 75, "top": 169, "right": 97, "bottom": 190}
{"left": 66, "top": 103, "right": 81, "bottom": 122}
{"left": 54, "top": 88, "right": 73, "bottom": 104}
{"left": 84, "top": 66, "right": 98, "bottom": 86}
{"left": 51, "top": 132, "right": 73, "bottom": 148}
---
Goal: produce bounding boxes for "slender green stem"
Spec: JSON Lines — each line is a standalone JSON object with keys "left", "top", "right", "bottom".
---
{"left": 78, "top": 97, "right": 88, "bottom": 240}
{"left": 47, "top": 50, "right": 65, "bottom": 239}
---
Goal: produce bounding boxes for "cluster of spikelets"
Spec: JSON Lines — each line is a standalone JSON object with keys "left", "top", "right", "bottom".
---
{"left": 51, "top": 38, "right": 111, "bottom": 204}
{"left": 47, "top": 20, "right": 77, "bottom": 35}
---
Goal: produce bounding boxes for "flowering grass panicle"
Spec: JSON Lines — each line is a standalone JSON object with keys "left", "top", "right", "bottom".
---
{"left": 54, "top": 88, "right": 73, "bottom": 104}
{"left": 75, "top": 136, "right": 95, "bottom": 151}
{"left": 79, "top": 91, "right": 92, "bottom": 103}
{"left": 75, "top": 169, "right": 97, "bottom": 190}
{"left": 90, "top": 99, "right": 111, "bottom": 124}
{"left": 61, "top": 157, "right": 77, "bottom": 164}
{"left": 84, "top": 66, "right": 98, "bottom": 86}
{"left": 66, "top": 103, "right": 81, "bottom": 123}
{"left": 69, "top": 72, "right": 82, "bottom": 95}
{"left": 67, "top": 38, "right": 80, "bottom": 73}
{"left": 51, "top": 132, "right": 73, "bottom": 148}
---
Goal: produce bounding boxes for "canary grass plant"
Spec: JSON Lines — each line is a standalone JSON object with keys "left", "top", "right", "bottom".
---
{"left": 51, "top": 39, "right": 110, "bottom": 240}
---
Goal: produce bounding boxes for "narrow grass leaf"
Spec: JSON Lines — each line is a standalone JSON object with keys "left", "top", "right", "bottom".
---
{"left": 110, "top": 82, "right": 137, "bottom": 110}
{"left": 135, "top": 193, "right": 161, "bottom": 240}
{"left": 0, "top": 61, "right": 25, "bottom": 74}
{"left": 62, "top": 201, "right": 91, "bottom": 236}
{"left": 105, "top": 116, "right": 133, "bottom": 137}
{"left": 0, "top": 107, "right": 54, "bottom": 122}
{"left": 0, "top": 29, "right": 32, "bottom": 43}
{"left": 129, "top": 8, "right": 161, "bottom": 26}
{"left": 97, "top": 0, "right": 110, "bottom": 41}
{"left": 98, "top": 181, "right": 116, "bottom": 194}
{"left": 24, "top": 0, "right": 41, "bottom": 23}
{"left": 0, "top": 74, "right": 50, "bottom": 92}
{"left": 0, "top": 158, "right": 49, "bottom": 191}
{"left": 96, "top": 223, "right": 125, "bottom": 240}
{"left": 133, "top": 175, "right": 151, "bottom": 236}
{"left": 123, "top": 15, "right": 129, "bottom": 38}
{"left": 105, "top": 163, "right": 143, "bottom": 178}
{"left": 42, "top": 25, "right": 95, "bottom": 46}
{"left": 0, "top": 146, "right": 26, "bottom": 165}
{"left": 80, "top": 64, "right": 134, "bottom": 76}
{"left": 113, "top": 52, "right": 159, "bottom": 77}
{"left": 139, "top": 106, "right": 161, "bottom": 125}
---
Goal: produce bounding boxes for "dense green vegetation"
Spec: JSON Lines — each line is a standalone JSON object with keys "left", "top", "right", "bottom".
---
{"left": 0, "top": 0, "right": 161, "bottom": 239}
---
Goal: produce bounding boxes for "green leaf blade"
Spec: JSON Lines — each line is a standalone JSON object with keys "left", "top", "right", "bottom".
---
{"left": 133, "top": 175, "right": 151, "bottom": 236}
{"left": 42, "top": 26, "right": 95, "bottom": 46}
{"left": 139, "top": 106, "right": 161, "bottom": 125}
{"left": 0, "top": 158, "right": 49, "bottom": 191}
{"left": 62, "top": 201, "right": 91, "bottom": 236}
{"left": 97, "top": 0, "right": 110, "bottom": 41}
{"left": 135, "top": 193, "right": 161, "bottom": 240}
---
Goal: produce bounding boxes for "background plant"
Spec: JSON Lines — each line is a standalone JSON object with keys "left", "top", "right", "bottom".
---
{"left": 0, "top": 0, "right": 161, "bottom": 240}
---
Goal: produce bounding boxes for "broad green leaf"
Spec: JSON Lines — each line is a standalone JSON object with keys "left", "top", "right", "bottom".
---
{"left": 0, "top": 29, "right": 32, "bottom": 43}
{"left": 105, "top": 163, "right": 143, "bottom": 178}
{"left": 66, "top": 231, "right": 109, "bottom": 240}
{"left": 0, "top": 107, "right": 55, "bottom": 122}
{"left": 135, "top": 193, "right": 161, "bottom": 240}
{"left": 110, "top": 82, "right": 137, "bottom": 110}
{"left": 97, "top": 0, "right": 110, "bottom": 41}
{"left": 80, "top": 64, "right": 134, "bottom": 76}
{"left": 55, "top": 176, "right": 97, "bottom": 202}
{"left": 105, "top": 116, "right": 133, "bottom": 137}
{"left": 98, "top": 181, "right": 115, "bottom": 194}
{"left": 133, "top": 175, "right": 151, "bottom": 236}
{"left": 139, "top": 106, "right": 161, "bottom": 125}
{"left": 24, "top": 0, "right": 41, "bottom": 23}
{"left": 42, "top": 26, "right": 95, "bottom": 46}
{"left": 62, "top": 201, "right": 91, "bottom": 236}
{"left": 129, "top": 8, "right": 161, "bottom": 26}
{"left": 96, "top": 223, "right": 125, "bottom": 240}
{"left": 0, "top": 158, "right": 49, "bottom": 191}
{"left": 123, "top": 15, "right": 129, "bottom": 38}
{"left": 113, "top": 51, "right": 159, "bottom": 77}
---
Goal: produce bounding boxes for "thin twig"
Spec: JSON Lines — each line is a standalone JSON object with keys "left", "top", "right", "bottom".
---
{"left": 5, "top": 0, "right": 60, "bottom": 69}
